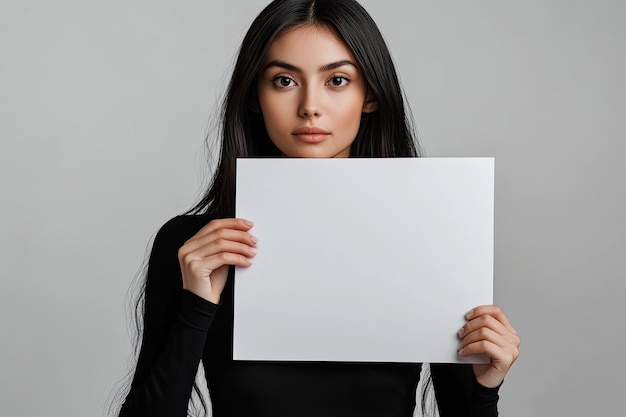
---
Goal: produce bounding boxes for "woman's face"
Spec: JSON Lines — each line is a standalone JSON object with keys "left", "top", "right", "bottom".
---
{"left": 257, "top": 25, "right": 377, "bottom": 158}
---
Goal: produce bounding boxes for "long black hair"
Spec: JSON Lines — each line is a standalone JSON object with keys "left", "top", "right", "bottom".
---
{"left": 189, "top": 0, "right": 420, "bottom": 219}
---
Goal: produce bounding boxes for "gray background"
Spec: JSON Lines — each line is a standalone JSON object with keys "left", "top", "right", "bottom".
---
{"left": 1, "top": 0, "right": 623, "bottom": 416}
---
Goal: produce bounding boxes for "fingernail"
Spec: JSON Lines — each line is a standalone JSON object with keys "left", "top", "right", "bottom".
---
{"left": 249, "top": 247, "right": 257, "bottom": 254}
{"left": 250, "top": 235, "right": 258, "bottom": 243}
{"left": 465, "top": 309, "right": 474, "bottom": 319}
{"left": 457, "top": 328, "right": 465, "bottom": 338}
{"left": 244, "top": 220, "right": 254, "bottom": 226}
{"left": 458, "top": 347, "right": 465, "bottom": 355}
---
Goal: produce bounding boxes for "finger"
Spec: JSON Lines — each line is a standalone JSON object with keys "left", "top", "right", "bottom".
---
{"left": 458, "top": 339, "right": 500, "bottom": 359}
{"left": 466, "top": 305, "right": 517, "bottom": 334}
{"left": 182, "top": 228, "right": 257, "bottom": 255}
{"left": 179, "top": 240, "right": 257, "bottom": 274}
{"left": 185, "top": 238, "right": 257, "bottom": 262}
{"left": 458, "top": 338, "right": 520, "bottom": 367}
{"left": 187, "top": 252, "right": 253, "bottom": 276}
{"left": 460, "top": 315, "right": 521, "bottom": 351}
{"left": 460, "top": 314, "right": 511, "bottom": 340}
{"left": 458, "top": 318, "right": 520, "bottom": 349}
{"left": 188, "top": 218, "right": 254, "bottom": 243}
{"left": 458, "top": 326, "right": 508, "bottom": 352}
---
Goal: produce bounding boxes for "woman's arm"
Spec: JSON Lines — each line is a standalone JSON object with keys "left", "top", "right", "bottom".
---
{"left": 118, "top": 216, "right": 257, "bottom": 417}
{"left": 431, "top": 305, "right": 520, "bottom": 417}
{"left": 430, "top": 363, "right": 500, "bottom": 417}
{"left": 118, "top": 217, "right": 218, "bottom": 417}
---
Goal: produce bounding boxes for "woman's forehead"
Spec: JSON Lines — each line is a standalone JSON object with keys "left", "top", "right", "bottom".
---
{"left": 263, "top": 24, "right": 356, "bottom": 68}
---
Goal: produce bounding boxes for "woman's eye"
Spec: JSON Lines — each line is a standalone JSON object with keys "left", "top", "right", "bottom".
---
{"left": 273, "top": 76, "right": 296, "bottom": 88}
{"left": 328, "top": 76, "right": 349, "bottom": 87}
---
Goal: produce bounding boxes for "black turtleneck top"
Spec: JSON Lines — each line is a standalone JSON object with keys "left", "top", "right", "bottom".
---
{"left": 119, "top": 215, "right": 500, "bottom": 417}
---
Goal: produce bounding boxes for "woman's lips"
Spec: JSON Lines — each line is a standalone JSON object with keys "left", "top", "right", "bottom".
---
{"left": 293, "top": 127, "right": 330, "bottom": 143}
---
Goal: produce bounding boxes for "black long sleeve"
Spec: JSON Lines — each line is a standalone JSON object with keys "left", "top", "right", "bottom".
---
{"left": 119, "top": 215, "right": 501, "bottom": 417}
{"left": 431, "top": 363, "right": 500, "bottom": 416}
{"left": 119, "top": 216, "right": 218, "bottom": 417}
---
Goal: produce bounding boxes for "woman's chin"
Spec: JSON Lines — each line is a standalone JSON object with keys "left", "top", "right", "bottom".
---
{"left": 277, "top": 145, "right": 351, "bottom": 159}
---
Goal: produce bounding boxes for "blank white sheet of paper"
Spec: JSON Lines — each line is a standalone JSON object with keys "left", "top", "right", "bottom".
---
{"left": 234, "top": 157, "right": 493, "bottom": 363}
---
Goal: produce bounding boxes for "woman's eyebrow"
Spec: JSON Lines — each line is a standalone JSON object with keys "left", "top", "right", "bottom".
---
{"left": 319, "top": 60, "right": 356, "bottom": 72}
{"left": 263, "top": 59, "right": 357, "bottom": 73}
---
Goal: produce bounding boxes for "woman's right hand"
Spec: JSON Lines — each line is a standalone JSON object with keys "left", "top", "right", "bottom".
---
{"left": 177, "top": 218, "right": 257, "bottom": 304}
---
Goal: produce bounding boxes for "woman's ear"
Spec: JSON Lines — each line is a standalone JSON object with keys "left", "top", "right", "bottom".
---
{"left": 362, "top": 90, "right": 378, "bottom": 113}
{"left": 362, "top": 97, "right": 378, "bottom": 113}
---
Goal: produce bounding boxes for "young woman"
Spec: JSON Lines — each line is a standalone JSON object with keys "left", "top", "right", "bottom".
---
{"left": 118, "top": 1, "right": 520, "bottom": 416}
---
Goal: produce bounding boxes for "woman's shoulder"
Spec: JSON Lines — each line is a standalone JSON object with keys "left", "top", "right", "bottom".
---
{"left": 153, "top": 214, "right": 213, "bottom": 250}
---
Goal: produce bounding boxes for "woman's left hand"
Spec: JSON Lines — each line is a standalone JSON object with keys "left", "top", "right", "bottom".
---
{"left": 457, "top": 305, "right": 520, "bottom": 388}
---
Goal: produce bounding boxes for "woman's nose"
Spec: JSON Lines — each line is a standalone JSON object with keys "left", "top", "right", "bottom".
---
{"left": 298, "top": 86, "right": 322, "bottom": 118}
